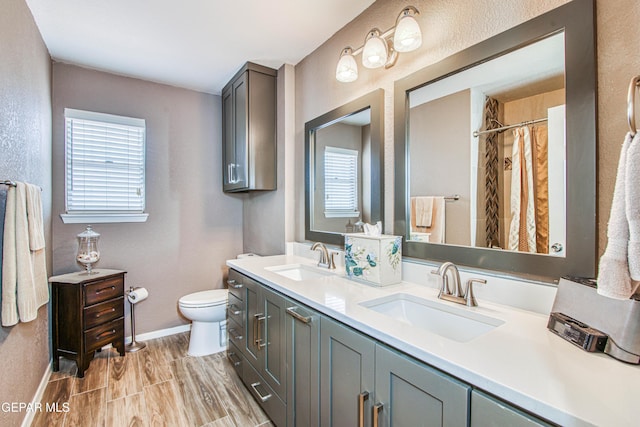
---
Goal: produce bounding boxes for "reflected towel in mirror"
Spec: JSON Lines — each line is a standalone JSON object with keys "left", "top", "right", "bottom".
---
{"left": 411, "top": 196, "right": 445, "bottom": 243}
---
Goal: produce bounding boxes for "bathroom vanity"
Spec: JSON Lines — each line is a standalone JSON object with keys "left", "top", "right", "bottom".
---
{"left": 226, "top": 255, "right": 639, "bottom": 427}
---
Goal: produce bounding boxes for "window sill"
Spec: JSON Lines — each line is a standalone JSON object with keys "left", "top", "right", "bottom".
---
{"left": 60, "top": 213, "right": 149, "bottom": 224}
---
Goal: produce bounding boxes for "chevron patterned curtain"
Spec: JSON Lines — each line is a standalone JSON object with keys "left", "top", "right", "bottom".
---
{"left": 484, "top": 97, "right": 500, "bottom": 248}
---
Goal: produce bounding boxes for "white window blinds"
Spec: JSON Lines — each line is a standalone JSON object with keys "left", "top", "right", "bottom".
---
{"left": 64, "top": 108, "right": 146, "bottom": 216}
{"left": 324, "top": 146, "right": 359, "bottom": 218}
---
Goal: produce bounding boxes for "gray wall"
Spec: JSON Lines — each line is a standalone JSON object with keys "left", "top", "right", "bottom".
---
{"left": 294, "top": 0, "right": 640, "bottom": 260}
{"left": 51, "top": 64, "right": 243, "bottom": 334}
{"left": 0, "top": 0, "right": 52, "bottom": 425}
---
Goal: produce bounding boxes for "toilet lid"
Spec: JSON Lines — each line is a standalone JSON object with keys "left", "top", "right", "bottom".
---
{"left": 179, "top": 289, "right": 228, "bottom": 307}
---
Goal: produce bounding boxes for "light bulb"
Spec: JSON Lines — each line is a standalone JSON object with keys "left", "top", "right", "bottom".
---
{"left": 336, "top": 48, "right": 358, "bottom": 82}
{"left": 393, "top": 8, "right": 422, "bottom": 53}
{"left": 362, "top": 29, "right": 388, "bottom": 69}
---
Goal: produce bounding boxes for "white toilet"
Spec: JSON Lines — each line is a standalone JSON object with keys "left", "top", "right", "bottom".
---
{"left": 178, "top": 289, "right": 228, "bottom": 356}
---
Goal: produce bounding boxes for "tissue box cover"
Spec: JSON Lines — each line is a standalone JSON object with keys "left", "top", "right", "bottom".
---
{"left": 344, "top": 234, "right": 402, "bottom": 286}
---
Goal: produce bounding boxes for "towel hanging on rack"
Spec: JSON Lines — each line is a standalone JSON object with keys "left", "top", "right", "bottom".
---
{"left": 2, "top": 182, "right": 49, "bottom": 326}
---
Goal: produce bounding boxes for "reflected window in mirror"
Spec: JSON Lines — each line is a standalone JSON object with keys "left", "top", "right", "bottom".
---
{"left": 306, "top": 89, "right": 384, "bottom": 246}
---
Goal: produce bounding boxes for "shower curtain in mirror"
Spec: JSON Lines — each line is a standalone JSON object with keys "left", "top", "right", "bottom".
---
{"left": 483, "top": 97, "right": 500, "bottom": 248}
{"left": 508, "top": 126, "right": 549, "bottom": 253}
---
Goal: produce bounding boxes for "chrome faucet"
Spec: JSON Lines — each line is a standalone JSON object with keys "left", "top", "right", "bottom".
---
{"left": 311, "top": 242, "right": 336, "bottom": 269}
{"left": 430, "top": 262, "right": 486, "bottom": 307}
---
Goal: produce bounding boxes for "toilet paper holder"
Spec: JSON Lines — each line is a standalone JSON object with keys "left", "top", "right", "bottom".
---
{"left": 126, "top": 286, "right": 148, "bottom": 352}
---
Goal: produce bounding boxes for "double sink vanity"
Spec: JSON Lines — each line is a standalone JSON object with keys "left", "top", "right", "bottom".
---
{"left": 226, "top": 254, "right": 640, "bottom": 427}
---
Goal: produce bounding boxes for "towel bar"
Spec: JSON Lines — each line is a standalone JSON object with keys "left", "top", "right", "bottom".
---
{"left": 628, "top": 75, "right": 640, "bottom": 136}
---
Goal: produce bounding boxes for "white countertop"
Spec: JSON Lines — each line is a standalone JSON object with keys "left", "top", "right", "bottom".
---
{"left": 228, "top": 254, "right": 640, "bottom": 427}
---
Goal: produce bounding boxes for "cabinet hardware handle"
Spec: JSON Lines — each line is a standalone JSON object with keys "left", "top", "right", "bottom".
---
{"left": 254, "top": 314, "right": 266, "bottom": 349}
{"left": 286, "top": 306, "right": 312, "bottom": 324}
{"left": 373, "top": 403, "right": 383, "bottom": 427}
{"left": 358, "top": 391, "right": 369, "bottom": 427}
{"left": 227, "top": 279, "right": 243, "bottom": 289}
{"left": 227, "top": 352, "right": 242, "bottom": 367}
{"left": 95, "top": 286, "right": 115, "bottom": 294}
{"left": 228, "top": 328, "right": 243, "bottom": 340}
{"left": 250, "top": 382, "right": 272, "bottom": 402}
{"left": 228, "top": 304, "right": 241, "bottom": 316}
{"left": 95, "top": 307, "right": 116, "bottom": 318}
{"left": 96, "top": 329, "right": 116, "bottom": 340}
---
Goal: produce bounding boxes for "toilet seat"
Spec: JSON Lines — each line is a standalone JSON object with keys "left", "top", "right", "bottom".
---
{"left": 179, "top": 289, "right": 228, "bottom": 308}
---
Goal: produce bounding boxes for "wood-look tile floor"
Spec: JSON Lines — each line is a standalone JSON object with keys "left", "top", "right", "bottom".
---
{"left": 33, "top": 332, "right": 272, "bottom": 427}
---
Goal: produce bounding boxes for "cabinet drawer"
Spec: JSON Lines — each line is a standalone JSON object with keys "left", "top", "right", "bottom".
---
{"left": 227, "top": 317, "right": 245, "bottom": 350}
{"left": 84, "top": 297, "right": 124, "bottom": 329}
{"left": 84, "top": 318, "right": 124, "bottom": 353}
{"left": 243, "top": 358, "right": 286, "bottom": 427}
{"left": 84, "top": 276, "right": 124, "bottom": 306}
{"left": 227, "top": 340, "right": 244, "bottom": 378}
{"left": 227, "top": 270, "right": 245, "bottom": 301}
{"left": 227, "top": 292, "right": 244, "bottom": 326}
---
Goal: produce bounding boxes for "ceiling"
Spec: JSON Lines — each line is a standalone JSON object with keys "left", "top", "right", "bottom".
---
{"left": 25, "top": 0, "right": 375, "bottom": 95}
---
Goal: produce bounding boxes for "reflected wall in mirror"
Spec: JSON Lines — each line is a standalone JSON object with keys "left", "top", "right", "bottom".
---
{"left": 306, "top": 89, "right": 384, "bottom": 246}
{"left": 394, "top": 0, "right": 596, "bottom": 280}
{"left": 408, "top": 33, "right": 566, "bottom": 257}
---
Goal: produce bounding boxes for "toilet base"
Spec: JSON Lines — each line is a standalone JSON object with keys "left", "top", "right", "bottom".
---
{"left": 187, "top": 320, "right": 226, "bottom": 356}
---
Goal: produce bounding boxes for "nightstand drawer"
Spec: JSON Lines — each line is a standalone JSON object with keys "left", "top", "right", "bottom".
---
{"left": 84, "top": 317, "right": 124, "bottom": 353}
{"left": 84, "top": 297, "right": 124, "bottom": 329}
{"left": 85, "top": 277, "right": 124, "bottom": 306}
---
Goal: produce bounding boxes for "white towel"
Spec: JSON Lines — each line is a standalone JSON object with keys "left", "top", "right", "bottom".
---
{"left": 26, "top": 183, "right": 45, "bottom": 251}
{"left": 1, "top": 182, "right": 49, "bottom": 326}
{"left": 414, "top": 197, "right": 434, "bottom": 227}
{"left": 597, "top": 133, "right": 640, "bottom": 299}
{"left": 626, "top": 134, "right": 640, "bottom": 280}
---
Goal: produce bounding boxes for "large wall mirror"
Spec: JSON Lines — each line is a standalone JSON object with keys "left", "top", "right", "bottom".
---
{"left": 306, "top": 89, "right": 384, "bottom": 246}
{"left": 394, "top": 0, "right": 596, "bottom": 280}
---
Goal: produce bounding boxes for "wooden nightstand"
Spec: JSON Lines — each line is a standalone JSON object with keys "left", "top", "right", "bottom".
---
{"left": 49, "top": 269, "right": 126, "bottom": 377}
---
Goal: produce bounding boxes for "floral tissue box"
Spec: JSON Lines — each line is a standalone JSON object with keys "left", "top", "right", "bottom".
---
{"left": 344, "top": 234, "right": 402, "bottom": 286}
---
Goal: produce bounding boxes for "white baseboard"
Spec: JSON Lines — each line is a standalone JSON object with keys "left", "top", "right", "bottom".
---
{"left": 22, "top": 362, "right": 52, "bottom": 427}
{"left": 125, "top": 324, "right": 191, "bottom": 344}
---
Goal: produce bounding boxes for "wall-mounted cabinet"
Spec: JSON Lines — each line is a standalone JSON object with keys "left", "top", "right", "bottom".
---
{"left": 222, "top": 62, "right": 277, "bottom": 192}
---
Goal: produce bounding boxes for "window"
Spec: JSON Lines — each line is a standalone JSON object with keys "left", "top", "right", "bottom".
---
{"left": 324, "top": 146, "right": 359, "bottom": 218}
{"left": 61, "top": 108, "right": 148, "bottom": 223}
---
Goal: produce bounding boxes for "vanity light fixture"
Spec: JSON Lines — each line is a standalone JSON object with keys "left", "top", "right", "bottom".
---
{"left": 335, "top": 6, "right": 422, "bottom": 83}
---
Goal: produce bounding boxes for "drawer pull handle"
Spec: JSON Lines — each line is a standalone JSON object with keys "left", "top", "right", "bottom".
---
{"left": 373, "top": 403, "right": 383, "bottom": 427}
{"left": 250, "top": 382, "right": 272, "bottom": 402}
{"left": 227, "top": 279, "right": 243, "bottom": 289}
{"left": 95, "top": 308, "right": 116, "bottom": 318}
{"left": 227, "top": 352, "right": 242, "bottom": 367}
{"left": 96, "top": 329, "right": 116, "bottom": 340}
{"left": 95, "top": 286, "right": 116, "bottom": 294}
{"left": 228, "top": 304, "right": 241, "bottom": 316}
{"left": 228, "top": 328, "right": 243, "bottom": 340}
{"left": 358, "top": 391, "right": 369, "bottom": 427}
{"left": 286, "top": 306, "right": 312, "bottom": 324}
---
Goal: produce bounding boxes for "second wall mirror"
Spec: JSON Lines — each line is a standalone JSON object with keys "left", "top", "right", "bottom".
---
{"left": 394, "top": 0, "right": 596, "bottom": 280}
{"left": 306, "top": 89, "right": 384, "bottom": 246}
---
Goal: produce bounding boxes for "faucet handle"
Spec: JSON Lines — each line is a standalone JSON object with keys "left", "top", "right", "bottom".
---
{"left": 329, "top": 251, "right": 338, "bottom": 270}
{"left": 464, "top": 278, "right": 486, "bottom": 307}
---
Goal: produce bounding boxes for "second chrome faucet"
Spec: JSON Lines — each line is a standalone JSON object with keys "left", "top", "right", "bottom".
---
{"left": 311, "top": 242, "right": 337, "bottom": 269}
{"left": 431, "top": 261, "right": 486, "bottom": 307}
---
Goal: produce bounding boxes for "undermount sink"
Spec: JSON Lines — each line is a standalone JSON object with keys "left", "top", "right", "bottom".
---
{"left": 266, "top": 264, "right": 334, "bottom": 281}
{"left": 360, "top": 293, "right": 504, "bottom": 342}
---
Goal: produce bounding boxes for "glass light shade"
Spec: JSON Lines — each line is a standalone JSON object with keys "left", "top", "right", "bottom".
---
{"left": 336, "top": 49, "right": 358, "bottom": 82}
{"left": 362, "top": 30, "right": 388, "bottom": 69}
{"left": 77, "top": 225, "right": 100, "bottom": 274}
{"left": 393, "top": 12, "right": 422, "bottom": 52}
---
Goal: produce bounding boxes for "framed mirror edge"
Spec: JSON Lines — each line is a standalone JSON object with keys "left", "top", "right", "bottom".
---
{"left": 393, "top": 0, "right": 597, "bottom": 282}
{"left": 305, "top": 88, "right": 385, "bottom": 246}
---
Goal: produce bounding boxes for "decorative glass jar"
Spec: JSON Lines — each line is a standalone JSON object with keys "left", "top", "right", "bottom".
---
{"left": 76, "top": 225, "right": 100, "bottom": 274}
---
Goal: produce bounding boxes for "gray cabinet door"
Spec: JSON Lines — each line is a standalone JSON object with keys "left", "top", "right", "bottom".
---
{"left": 470, "top": 390, "right": 552, "bottom": 427}
{"left": 243, "top": 275, "right": 261, "bottom": 366}
{"left": 263, "top": 288, "right": 287, "bottom": 400}
{"left": 374, "top": 344, "right": 470, "bottom": 427}
{"left": 286, "top": 301, "right": 321, "bottom": 427}
{"left": 320, "top": 316, "right": 375, "bottom": 427}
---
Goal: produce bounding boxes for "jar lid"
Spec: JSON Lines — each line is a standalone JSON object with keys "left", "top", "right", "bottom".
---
{"left": 78, "top": 225, "right": 100, "bottom": 239}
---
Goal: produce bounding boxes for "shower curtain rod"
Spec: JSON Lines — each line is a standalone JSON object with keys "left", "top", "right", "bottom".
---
{"left": 473, "top": 117, "right": 548, "bottom": 138}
